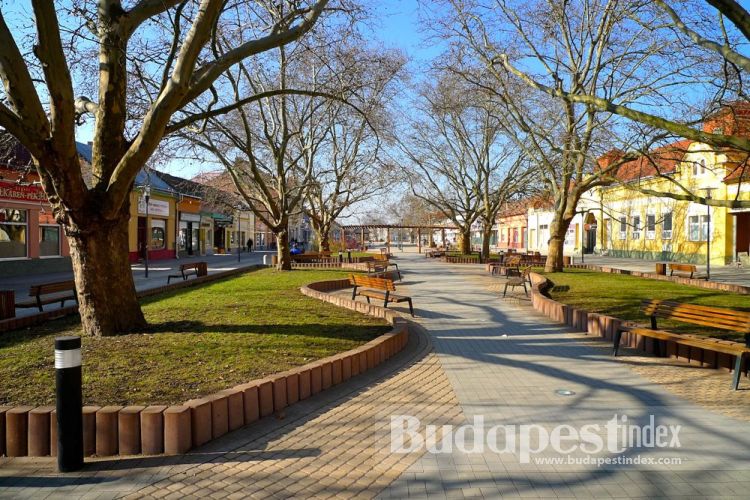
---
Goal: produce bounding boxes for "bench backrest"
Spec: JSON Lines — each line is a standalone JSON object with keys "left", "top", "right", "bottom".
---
{"left": 669, "top": 263, "right": 697, "bottom": 272}
{"left": 641, "top": 299, "right": 750, "bottom": 333}
{"left": 30, "top": 280, "right": 76, "bottom": 296}
{"left": 373, "top": 254, "right": 389, "bottom": 261}
{"left": 349, "top": 273, "right": 396, "bottom": 292}
{"left": 180, "top": 263, "right": 200, "bottom": 271}
{"left": 505, "top": 255, "right": 521, "bottom": 266}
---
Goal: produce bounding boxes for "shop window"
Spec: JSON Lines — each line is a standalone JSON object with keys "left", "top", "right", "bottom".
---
{"left": 39, "top": 226, "right": 60, "bottom": 256}
{"left": 0, "top": 208, "right": 27, "bottom": 259}
{"left": 688, "top": 215, "right": 708, "bottom": 241}
{"left": 151, "top": 219, "right": 166, "bottom": 249}
{"left": 178, "top": 221, "right": 188, "bottom": 251}
{"left": 662, "top": 212, "right": 673, "bottom": 239}
{"left": 646, "top": 214, "right": 656, "bottom": 240}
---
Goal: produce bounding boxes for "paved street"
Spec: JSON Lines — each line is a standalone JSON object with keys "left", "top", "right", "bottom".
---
{"left": 2, "top": 252, "right": 750, "bottom": 498}
{"left": 0, "top": 251, "right": 274, "bottom": 319}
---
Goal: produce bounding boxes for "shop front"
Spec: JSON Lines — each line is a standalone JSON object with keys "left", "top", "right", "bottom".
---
{"left": 128, "top": 187, "right": 177, "bottom": 263}
{"left": 177, "top": 193, "right": 202, "bottom": 257}
{"left": 0, "top": 180, "right": 71, "bottom": 276}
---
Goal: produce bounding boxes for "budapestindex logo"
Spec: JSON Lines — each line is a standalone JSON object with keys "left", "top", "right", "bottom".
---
{"left": 391, "top": 414, "right": 681, "bottom": 464}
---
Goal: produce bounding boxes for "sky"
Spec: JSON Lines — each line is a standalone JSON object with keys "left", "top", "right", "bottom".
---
{"left": 74, "top": 0, "right": 445, "bottom": 181}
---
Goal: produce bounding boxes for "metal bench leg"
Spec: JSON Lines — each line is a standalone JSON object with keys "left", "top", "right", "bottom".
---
{"left": 351, "top": 286, "right": 357, "bottom": 301}
{"left": 613, "top": 329, "right": 623, "bottom": 356}
{"left": 732, "top": 354, "right": 743, "bottom": 390}
{"left": 365, "top": 296, "right": 370, "bottom": 304}
{"left": 522, "top": 283, "right": 528, "bottom": 296}
{"left": 407, "top": 298, "right": 414, "bottom": 316}
{"left": 503, "top": 283, "right": 508, "bottom": 297}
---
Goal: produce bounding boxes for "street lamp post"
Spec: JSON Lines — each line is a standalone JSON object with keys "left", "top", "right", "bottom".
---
{"left": 237, "top": 211, "right": 241, "bottom": 263}
{"left": 144, "top": 185, "right": 151, "bottom": 279}
{"left": 704, "top": 187, "right": 715, "bottom": 281}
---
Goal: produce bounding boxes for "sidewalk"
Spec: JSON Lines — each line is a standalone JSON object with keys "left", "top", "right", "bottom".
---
{"left": 571, "top": 254, "right": 750, "bottom": 288}
{"left": 0, "top": 251, "right": 273, "bottom": 319}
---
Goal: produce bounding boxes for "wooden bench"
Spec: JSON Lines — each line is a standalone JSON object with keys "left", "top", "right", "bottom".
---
{"left": 503, "top": 267, "right": 532, "bottom": 297}
{"left": 167, "top": 262, "right": 208, "bottom": 284}
{"left": 492, "top": 255, "right": 522, "bottom": 276}
{"left": 668, "top": 263, "right": 698, "bottom": 279}
{"left": 366, "top": 260, "right": 402, "bottom": 280}
{"left": 349, "top": 274, "right": 414, "bottom": 316}
{"left": 15, "top": 280, "right": 77, "bottom": 312}
{"left": 613, "top": 299, "right": 750, "bottom": 389}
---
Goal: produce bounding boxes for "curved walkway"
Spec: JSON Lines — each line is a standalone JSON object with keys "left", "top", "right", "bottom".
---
{"left": 2, "top": 252, "right": 749, "bottom": 499}
{"left": 382, "top": 254, "right": 750, "bottom": 498}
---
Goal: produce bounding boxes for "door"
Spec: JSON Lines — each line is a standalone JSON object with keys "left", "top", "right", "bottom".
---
{"left": 736, "top": 213, "right": 750, "bottom": 256}
{"left": 137, "top": 217, "right": 147, "bottom": 259}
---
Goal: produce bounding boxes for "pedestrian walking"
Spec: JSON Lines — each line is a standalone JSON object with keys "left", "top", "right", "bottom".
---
{"left": 247, "top": 238, "right": 253, "bottom": 253}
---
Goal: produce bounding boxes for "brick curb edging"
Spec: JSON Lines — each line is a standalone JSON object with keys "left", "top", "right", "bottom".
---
{"left": 565, "top": 263, "right": 750, "bottom": 295}
{"left": 528, "top": 271, "right": 748, "bottom": 379}
{"left": 0, "top": 278, "right": 408, "bottom": 459}
{"left": 0, "top": 265, "right": 267, "bottom": 334}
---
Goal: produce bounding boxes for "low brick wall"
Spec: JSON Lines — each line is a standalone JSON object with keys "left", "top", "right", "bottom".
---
{"left": 0, "top": 265, "right": 267, "bottom": 334}
{"left": 1, "top": 278, "right": 409, "bottom": 458}
{"left": 289, "top": 262, "right": 369, "bottom": 271}
{"left": 442, "top": 256, "right": 484, "bottom": 264}
{"left": 566, "top": 263, "right": 750, "bottom": 295}
{"left": 529, "top": 272, "right": 748, "bottom": 377}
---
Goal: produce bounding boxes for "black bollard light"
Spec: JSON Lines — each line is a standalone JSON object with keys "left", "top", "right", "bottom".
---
{"left": 55, "top": 336, "right": 83, "bottom": 472}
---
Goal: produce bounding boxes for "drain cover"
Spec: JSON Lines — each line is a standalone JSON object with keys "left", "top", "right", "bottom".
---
{"left": 555, "top": 389, "right": 576, "bottom": 396}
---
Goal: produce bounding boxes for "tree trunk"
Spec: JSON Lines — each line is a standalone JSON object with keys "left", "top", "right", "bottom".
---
{"left": 276, "top": 230, "right": 292, "bottom": 271}
{"left": 544, "top": 214, "right": 572, "bottom": 272}
{"left": 66, "top": 212, "right": 146, "bottom": 337}
{"left": 481, "top": 224, "right": 493, "bottom": 263}
{"left": 459, "top": 229, "right": 472, "bottom": 254}
{"left": 319, "top": 232, "right": 330, "bottom": 252}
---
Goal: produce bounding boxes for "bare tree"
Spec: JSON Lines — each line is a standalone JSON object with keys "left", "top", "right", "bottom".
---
{"left": 488, "top": 0, "right": 750, "bottom": 208}
{"left": 189, "top": 22, "right": 382, "bottom": 269}
{"left": 439, "top": 0, "right": 663, "bottom": 270}
{"left": 303, "top": 50, "right": 404, "bottom": 251}
{"left": 398, "top": 71, "right": 530, "bottom": 255}
{"left": 0, "top": 0, "right": 333, "bottom": 335}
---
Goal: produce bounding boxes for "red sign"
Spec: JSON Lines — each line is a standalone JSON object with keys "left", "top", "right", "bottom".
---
{"left": 0, "top": 181, "right": 48, "bottom": 203}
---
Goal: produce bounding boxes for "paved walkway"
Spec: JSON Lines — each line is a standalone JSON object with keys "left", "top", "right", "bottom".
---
{"left": 379, "top": 256, "right": 750, "bottom": 498}
{"left": 2, "top": 252, "right": 750, "bottom": 499}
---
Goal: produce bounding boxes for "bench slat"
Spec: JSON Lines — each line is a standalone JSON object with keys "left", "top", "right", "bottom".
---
{"left": 626, "top": 327, "right": 750, "bottom": 355}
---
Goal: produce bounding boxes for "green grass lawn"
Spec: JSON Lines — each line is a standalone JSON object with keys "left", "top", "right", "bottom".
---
{"left": 0, "top": 269, "right": 389, "bottom": 406}
{"left": 540, "top": 268, "right": 750, "bottom": 341}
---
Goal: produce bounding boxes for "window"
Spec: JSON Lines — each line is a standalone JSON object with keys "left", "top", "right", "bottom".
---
{"left": 619, "top": 217, "right": 627, "bottom": 240}
{"left": 688, "top": 215, "right": 708, "bottom": 241}
{"left": 151, "top": 219, "right": 166, "bottom": 249}
{"left": 662, "top": 212, "right": 673, "bottom": 239}
{"left": 0, "top": 208, "right": 27, "bottom": 259}
{"left": 631, "top": 215, "right": 641, "bottom": 239}
{"left": 692, "top": 159, "right": 707, "bottom": 176}
{"left": 646, "top": 214, "right": 656, "bottom": 240}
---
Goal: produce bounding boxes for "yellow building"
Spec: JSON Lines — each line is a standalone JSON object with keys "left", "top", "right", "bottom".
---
{"left": 594, "top": 133, "right": 750, "bottom": 265}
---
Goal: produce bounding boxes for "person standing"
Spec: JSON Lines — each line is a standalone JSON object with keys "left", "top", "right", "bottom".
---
{"left": 247, "top": 238, "right": 253, "bottom": 253}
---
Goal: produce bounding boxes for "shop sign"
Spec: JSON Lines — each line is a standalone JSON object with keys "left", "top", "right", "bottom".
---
{"left": 138, "top": 197, "right": 170, "bottom": 217}
{"left": 180, "top": 212, "right": 201, "bottom": 222}
{"left": 0, "top": 181, "right": 48, "bottom": 203}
